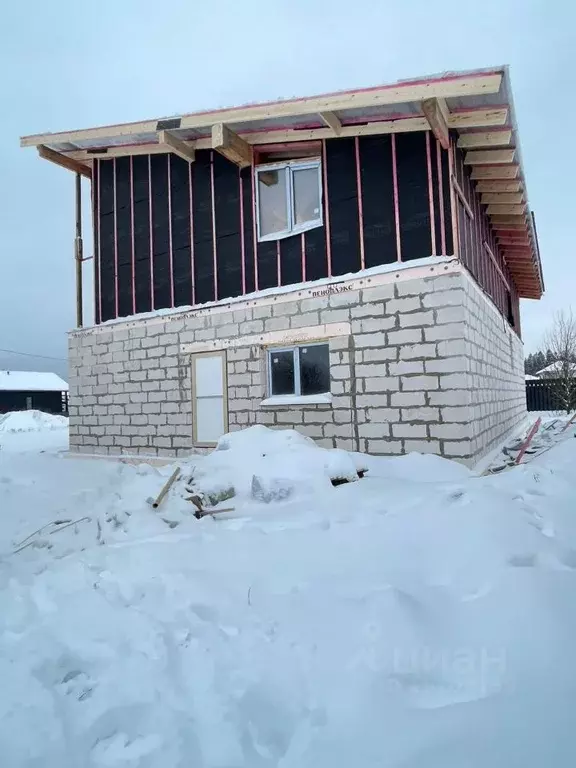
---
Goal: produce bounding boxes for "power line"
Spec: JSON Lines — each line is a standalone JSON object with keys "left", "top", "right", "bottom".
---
{"left": 0, "top": 347, "right": 67, "bottom": 363}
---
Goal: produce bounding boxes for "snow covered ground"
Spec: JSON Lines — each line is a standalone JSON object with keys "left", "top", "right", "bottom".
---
{"left": 1, "top": 412, "right": 576, "bottom": 766}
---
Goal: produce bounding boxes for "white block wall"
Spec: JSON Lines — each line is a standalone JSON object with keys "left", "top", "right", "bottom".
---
{"left": 68, "top": 263, "right": 527, "bottom": 465}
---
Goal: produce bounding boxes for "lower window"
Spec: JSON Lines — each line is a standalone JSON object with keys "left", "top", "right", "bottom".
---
{"left": 268, "top": 343, "right": 330, "bottom": 397}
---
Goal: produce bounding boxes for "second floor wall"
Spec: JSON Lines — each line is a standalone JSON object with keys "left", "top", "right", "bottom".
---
{"left": 93, "top": 132, "right": 454, "bottom": 323}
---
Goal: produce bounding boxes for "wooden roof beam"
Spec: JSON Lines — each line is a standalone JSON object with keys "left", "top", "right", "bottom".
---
{"left": 481, "top": 193, "right": 523, "bottom": 204}
{"left": 38, "top": 145, "right": 91, "bottom": 178}
{"left": 487, "top": 203, "right": 526, "bottom": 216}
{"left": 158, "top": 130, "right": 195, "bottom": 163}
{"left": 476, "top": 180, "right": 522, "bottom": 193}
{"left": 471, "top": 165, "right": 519, "bottom": 180}
{"left": 465, "top": 149, "right": 515, "bottom": 165}
{"left": 457, "top": 130, "right": 512, "bottom": 149}
{"left": 491, "top": 221, "right": 526, "bottom": 231}
{"left": 212, "top": 123, "right": 253, "bottom": 168}
{"left": 421, "top": 97, "right": 449, "bottom": 150}
{"left": 319, "top": 111, "right": 342, "bottom": 135}
{"left": 448, "top": 107, "right": 507, "bottom": 129}
{"left": 54, "top": 109, "right": 513, "bottom": 164}
{"left": 20, "top": 72, "right": 503, "bottom": 148}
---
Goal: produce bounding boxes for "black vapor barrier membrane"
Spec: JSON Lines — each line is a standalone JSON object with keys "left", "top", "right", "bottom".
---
{"left": 213, "top": 152, "right": 243, "bottom": 300}
{"left": 326, "top": 137, "right": 361, "bottom": 276}
{"left": 98, "top": 160, "right": 115, "bottom": 322}
{"left": 94, "top": 133, "right": 449, "bottom": 322}
{"left": 192, "top": 151, "right": 215, "bottom": 305}
{"left": 150, "top": 154, "right": 171, "bottom": 309}
{"left": 115, "top": 156, "right": 133, "bottom": 318}
{"left": 132, "top": 156, "right": 152, "bottom": 314}
{"left": 359, "top": 135, "right": 397, "bottom": 267}
{"left": 395, "top": 132, "right": 430, "bottom": 261}
{"left": 169, "top": 154, "right": 193, "bottom": 308}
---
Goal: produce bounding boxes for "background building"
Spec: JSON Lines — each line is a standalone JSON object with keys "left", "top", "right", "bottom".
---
{"left": 0, "top": 370, "right": 68, "bottom": 414}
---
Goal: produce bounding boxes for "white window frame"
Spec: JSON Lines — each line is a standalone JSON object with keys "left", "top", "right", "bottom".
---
{"left": 191, "top": 350, "right": 229, "bottom": 448}
{"left": 267, "top": 342, "right": 330, "bottom": 397}
{"left": 255, "top": 158, "right": 323, "bottom": 242}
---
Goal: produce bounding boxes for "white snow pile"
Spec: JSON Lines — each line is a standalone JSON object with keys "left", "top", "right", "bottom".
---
{"left": 187, "top": 425, "right": 366, "bottom": 505}
{"left": 1, "top": 417, "right": 576, "bottom": 766}
{"left": 0, "top": 409, "right": 68, "bottom": 433}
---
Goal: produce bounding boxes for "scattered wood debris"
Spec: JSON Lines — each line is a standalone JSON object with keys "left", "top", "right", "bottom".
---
{"left": 484, "top": 414, "right": 576, "bottom": 474}
{"left": 147, "top": 467, "right": 180, "bottom": 509}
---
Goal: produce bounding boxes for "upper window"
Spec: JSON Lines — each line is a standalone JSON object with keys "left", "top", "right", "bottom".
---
{"left": 255, "top": 159, "right": 323, "bottom": 242}
{"left": 268, "top": 343, "right": 330, "bottom": 397}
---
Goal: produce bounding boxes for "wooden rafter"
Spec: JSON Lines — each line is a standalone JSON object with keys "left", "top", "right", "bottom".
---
{"left": 491, "top": 214, "right": 526, "bottom": 224}
{"left": 158, "top": 130, "right": 195, "bottom": 163}
{"left": 64, "top": 118, "right": 428, "bottom": 163}
{"left": 498, "top": 236, "right": 531, "bottom": 245}
{"left": 476, "top": 180, "right": 522, "bottom": 193}
{"left": 421, "top": 97, "right": 449, "bottom": 150}
{"left": 20, "top": 72, "right": 503, "bottom": 148}
{"left": 487, "top": 203, "right": 526, "bottom": 215}
{"left": 319, "top": 111, "right": 342, "bottom": 135}
{"left": 61, "top": 108, "right": 510, "bottom": 165}
{"left": 481, "top": 193, "right": 523, "bottom": 204}
{"left": 491, "top": 221, "right": 526, "bottom": 231}
{"left": 457, "top": 130, "right": 512, "bottom": 148}
{"left": 471, "top": 165, "right": 519, "bottom": 180}
{"left": 212, "top": 123, "right": 253, "bottom": 168}
{"left": 38, "top": 145, "right": 91, "bottom": 178}
{"left": 465, "top": 149, "right": 515, "bottom": 165}
{"left": 448, "top": 108, "right": 507, "bottom": 128}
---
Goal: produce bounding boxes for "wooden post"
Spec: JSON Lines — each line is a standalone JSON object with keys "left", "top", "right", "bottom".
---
{"left": 75, "top": 172, "right": 83, "bottom": 328}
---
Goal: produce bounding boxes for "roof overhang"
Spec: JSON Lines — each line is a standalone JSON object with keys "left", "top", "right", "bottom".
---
{"left": 20, "top": 66, "right": 543, "bottom": 300}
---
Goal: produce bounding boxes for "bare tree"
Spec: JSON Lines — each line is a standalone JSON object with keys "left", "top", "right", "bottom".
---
{"left": 543, "top": 310, "right": 576, "bottom": 412}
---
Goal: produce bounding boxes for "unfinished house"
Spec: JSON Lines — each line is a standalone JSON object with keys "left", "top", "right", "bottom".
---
{"left": 21, "top": 66, "right": 544, "bottom": 464}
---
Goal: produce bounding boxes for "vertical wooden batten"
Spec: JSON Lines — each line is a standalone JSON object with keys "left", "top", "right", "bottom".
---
{"left": 354, "top": 136, "right": 366, "bottom": 270}
{"left": 189, "top": 160, "right": 195, "bottom": 305}
{"left": 113, "top": 158, "right": 119, "bottom": 318}
{"left": 321, "top": 139, "right": 332, "bottom": 276}
{"left": 239, "top": 167, "right": 246, "bottom": 295}
{"left": 130, "top": 157, "right": 136, "bottom": 315}
{"left": 167, "top": 155, "right": 175, "bottom": 307}
{"left": 448, "top": 141, "right": 459, "bottom": 259}
{"left": 436, "top": 141, "right": 446, "bottom": 255}
{"left": 210, "top": 151, "right": 218, "bottom": 300}
{"left": 148, "top": 155, "right": 155, "bottom": 309}
{"left": 75, "top": 172, "right": 84, "bottom": 328}
{"left": 426, "top": 132, "right": 436, "bottom": 256}
{"left": 251, "top": 171, "right": 259, "bottom": 291}
{"left": 391, "top": 134, "right": 401, "bottom": 261}
{"left": 93, "top": 159, "right": 101, "bottom": 324}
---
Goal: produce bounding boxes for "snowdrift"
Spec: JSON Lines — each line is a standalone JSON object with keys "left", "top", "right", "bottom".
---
{"left": 0, "top": 409, "right": 68, "bottom": 433}
{"left": 1, "top": 420, "right": 576, "bottom": 766}
{"left": 186, "top": 425, "right": 367, "bottom": 506}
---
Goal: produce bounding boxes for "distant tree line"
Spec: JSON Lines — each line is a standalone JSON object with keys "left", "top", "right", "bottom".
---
{"left": 524, "top": 349, "right": 557, "bottom": 375}
{"left": 525, "top": 310, "right": 576, "bottom": 412}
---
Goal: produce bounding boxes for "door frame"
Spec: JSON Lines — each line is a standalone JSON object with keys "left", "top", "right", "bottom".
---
{"left": 190, "top": 349, "right": 229, "bottom": 448}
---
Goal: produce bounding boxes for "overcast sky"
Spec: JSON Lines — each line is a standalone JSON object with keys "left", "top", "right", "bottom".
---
{"left": 1, "top": 0, "right": 573, "bottom": 378}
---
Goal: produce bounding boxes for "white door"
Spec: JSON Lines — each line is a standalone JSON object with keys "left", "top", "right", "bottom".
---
{"left": 192, "top": 351, "right": 228, "bottom": 446}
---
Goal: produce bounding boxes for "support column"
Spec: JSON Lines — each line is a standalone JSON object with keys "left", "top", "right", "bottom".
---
{"left": 75, "top": 172, "right": 83, "bottom": 327}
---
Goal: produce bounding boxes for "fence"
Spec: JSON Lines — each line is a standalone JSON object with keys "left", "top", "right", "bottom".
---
{"left": 526, "top": 377, "right": 576, "bottom": 412}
